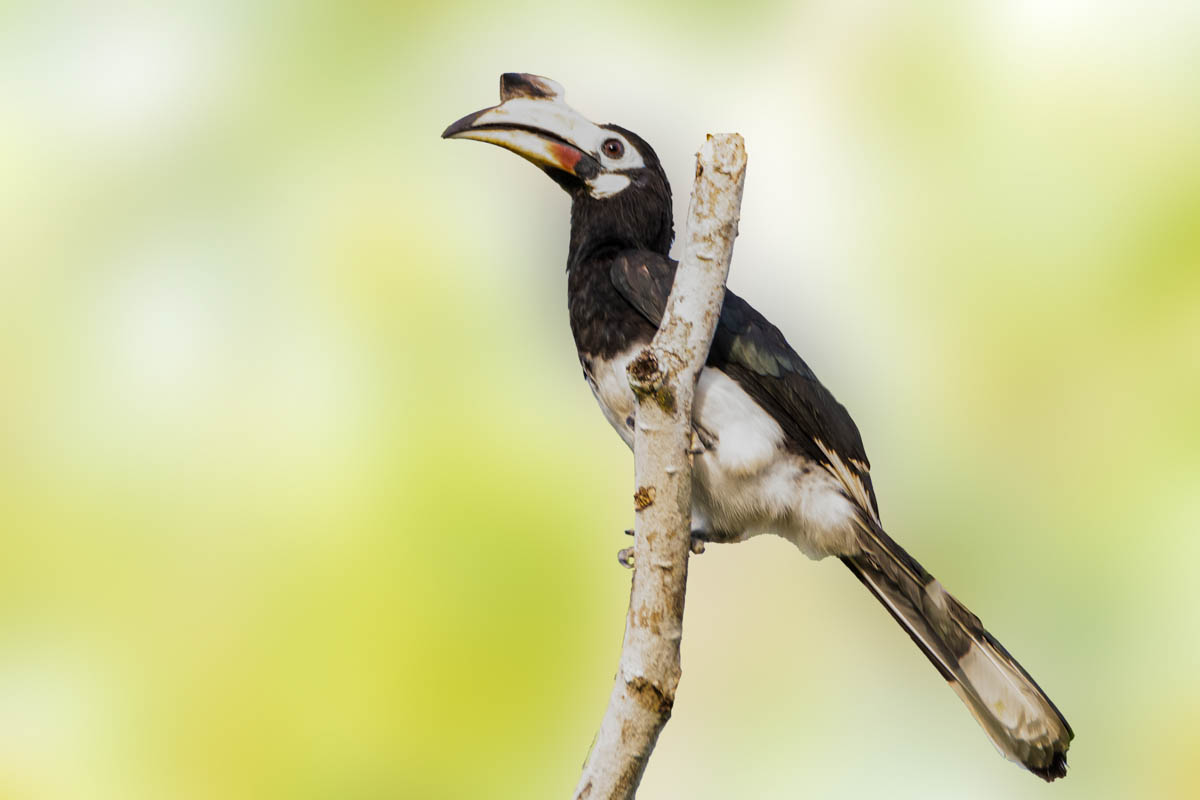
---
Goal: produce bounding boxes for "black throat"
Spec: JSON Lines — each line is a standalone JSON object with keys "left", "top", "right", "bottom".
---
{"left": 565, "top": 175, "right": 674, "bottom": 272}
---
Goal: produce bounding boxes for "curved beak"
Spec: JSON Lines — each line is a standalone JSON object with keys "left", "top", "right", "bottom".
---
{"left": 442, "top": 73, "right": 601, "bottom": 181}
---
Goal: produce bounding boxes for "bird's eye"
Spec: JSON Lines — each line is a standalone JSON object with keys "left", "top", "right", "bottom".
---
{"left": 602, "top": 138, "right": 625, "bottom": 159}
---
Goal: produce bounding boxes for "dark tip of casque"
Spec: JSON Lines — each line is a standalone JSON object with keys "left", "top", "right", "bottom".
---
{"left": 499, "top": 73, "right": 564, "bottom": 102}
{"left": 501, "top": 73, "right": 552, "bottom": 101}
{"left": 1028, "top": 751, "right": 1069, "bottom": 782}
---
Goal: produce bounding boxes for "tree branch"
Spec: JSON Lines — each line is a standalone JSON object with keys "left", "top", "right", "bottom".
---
{"left": 574, "top": 134, "right": 747, "bottom": 800}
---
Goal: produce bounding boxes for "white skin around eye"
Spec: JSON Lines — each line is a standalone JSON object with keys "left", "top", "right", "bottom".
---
{"left": 595, "top": 134, "right": 643, "bottom": 169}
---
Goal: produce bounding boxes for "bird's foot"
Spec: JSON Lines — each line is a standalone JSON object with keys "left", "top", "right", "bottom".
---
{"left": 618, "top": 530, "right": 706, "bottom": 565}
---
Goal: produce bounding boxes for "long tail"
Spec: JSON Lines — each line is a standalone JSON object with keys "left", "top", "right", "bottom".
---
{"left": 841, "top": 516, "right": 1074, "bottom": 780}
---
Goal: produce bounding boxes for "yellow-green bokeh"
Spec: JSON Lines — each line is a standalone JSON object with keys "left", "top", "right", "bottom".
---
{"left": 2, "top": 2, "right": 1198, "bottom": 798}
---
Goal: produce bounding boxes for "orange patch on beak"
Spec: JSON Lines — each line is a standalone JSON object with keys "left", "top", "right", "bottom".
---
{"left": 550, "top": 142, "right": 583, "bottom": 173}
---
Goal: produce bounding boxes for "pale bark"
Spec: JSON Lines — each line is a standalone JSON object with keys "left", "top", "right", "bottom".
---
{"left": 573, "top": 134, "right": 748, "bottom": 800}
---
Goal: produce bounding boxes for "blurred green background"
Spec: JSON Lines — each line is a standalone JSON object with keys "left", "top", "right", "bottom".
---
{"left": 2, "top": 1, "right": 1198, "bottom": 798}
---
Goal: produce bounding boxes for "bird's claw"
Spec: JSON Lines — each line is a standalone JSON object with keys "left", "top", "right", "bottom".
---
{"left": 619, "top": 531, "right": 704, "bottom": 566}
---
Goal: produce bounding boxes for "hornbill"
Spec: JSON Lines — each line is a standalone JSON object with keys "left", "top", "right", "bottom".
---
{"left": 443, "top": 73, "right": 1073, "bottom": 780}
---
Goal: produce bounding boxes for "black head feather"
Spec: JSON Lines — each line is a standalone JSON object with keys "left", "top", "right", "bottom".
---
{"left": 567, "top": 125, "right": 673, "bottom": 271}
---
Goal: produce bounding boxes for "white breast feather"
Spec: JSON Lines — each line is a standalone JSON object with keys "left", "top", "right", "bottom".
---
{"left": 694, "top": 368, "right": 782, "bottom": 475}
{"left": 583, "top": 347, "right": 858, "bottom": 559}
{"left": 585, "top": 347, "right": 639, "bottom": 447}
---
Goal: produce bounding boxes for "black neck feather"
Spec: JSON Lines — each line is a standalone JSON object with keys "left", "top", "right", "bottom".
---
{"left": 562, "top": 129, "right": 674, "bottom": 358}
{"left": 565, "top": 131, "right": 673, "bottom": 271}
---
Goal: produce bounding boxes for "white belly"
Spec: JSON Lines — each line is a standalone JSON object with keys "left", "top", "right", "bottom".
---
{"left": 583, "top": 346, "right": 859, "bottom": 560}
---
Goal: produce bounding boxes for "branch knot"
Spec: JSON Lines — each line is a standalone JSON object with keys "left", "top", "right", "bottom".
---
{"left": 633, "top": 486, "right": 656, "bottom": 511}
{"left": 627, "top": 350, "right": 676, "bottom": 414}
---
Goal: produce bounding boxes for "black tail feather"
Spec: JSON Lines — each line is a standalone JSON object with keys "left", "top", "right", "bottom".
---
{"left": 842, "top": 516, "right": 1073, "bottom": 781}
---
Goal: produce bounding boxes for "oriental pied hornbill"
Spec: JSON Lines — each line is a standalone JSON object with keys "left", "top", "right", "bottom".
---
{"left": 443, "top": 73, "right": 1072, "bottom": 780}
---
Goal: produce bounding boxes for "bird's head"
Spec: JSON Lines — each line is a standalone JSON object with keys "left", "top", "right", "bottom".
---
{"left": 443, "top": 73, "right": 674, "bottom": 263}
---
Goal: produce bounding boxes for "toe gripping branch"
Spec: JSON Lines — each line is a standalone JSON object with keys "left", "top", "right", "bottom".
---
{"left": 618, "top": 529, "right": 705, "bottom": 568}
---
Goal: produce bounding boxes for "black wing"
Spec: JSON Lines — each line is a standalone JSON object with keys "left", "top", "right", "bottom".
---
{"left": 611, "top": 248, "right": 879, "bottom": 515}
